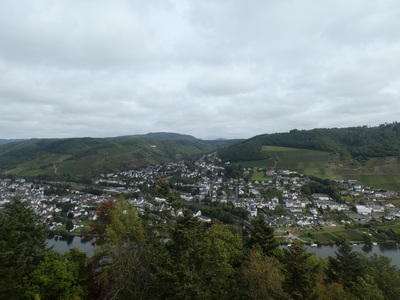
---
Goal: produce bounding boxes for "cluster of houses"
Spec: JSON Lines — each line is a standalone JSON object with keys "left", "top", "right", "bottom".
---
{"left": 0, "top": 178, "right": 115, "bottom": 232}
{"left": 92, "top": 154, "right": 400, "bottom": 228}
{"left": 1, "top": 152, "right": 400, "bottom": 231}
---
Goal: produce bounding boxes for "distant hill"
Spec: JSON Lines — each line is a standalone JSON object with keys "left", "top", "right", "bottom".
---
{"left": 126, "top": 132, "right": 243, "bottom": 146}
{"left": 218, "top": 123, "right": 400, "bottom": 191}
{"left": 0, "top": 135, "right": 238, "bottom": 177}
{"left": 219, "top": 123, "right": 400, "bottom": 162}
{"left": 126, "top": 132, "right": 199, "bottom": 141}
{"left": 0, "top": 139, "right": 25, "bottom": 146}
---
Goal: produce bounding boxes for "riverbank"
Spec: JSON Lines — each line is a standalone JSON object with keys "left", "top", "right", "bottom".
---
{"left": 304, "top": 242, "right": 400, "bottom": 267}
{"left": 48, "top": 233, "right": 400, "bottom": 268}
{"left": 277, "top": 223, "right": 400, "bottom": 246}
{"left": 47, "top": 235, "right": 95, "bottom": 257}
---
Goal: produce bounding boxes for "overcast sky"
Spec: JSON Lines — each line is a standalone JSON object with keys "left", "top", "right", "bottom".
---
{"left": 1, "top": 0, "right": 399, "bottom": 140}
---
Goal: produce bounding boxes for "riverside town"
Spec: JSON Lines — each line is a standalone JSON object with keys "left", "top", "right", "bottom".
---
{"left": 2, "top": 152, "right": 400, "bottom": 244}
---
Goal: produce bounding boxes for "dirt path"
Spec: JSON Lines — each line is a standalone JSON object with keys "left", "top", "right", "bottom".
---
{"left": 275, "top": 231, "right": 308, "bottom": 243}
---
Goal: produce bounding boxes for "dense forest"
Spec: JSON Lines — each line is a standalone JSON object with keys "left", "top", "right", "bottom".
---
{"left": 219, "top": 123, "right": 400, "bottom": 162}
{"left": 0, "top": 135, "right": 229, "bottom": 177}
{"left": 2, "top": 124, "right": 400, "bottom": 177}
{"left": 2, "top": 178, "right": 400, "bottom": 300}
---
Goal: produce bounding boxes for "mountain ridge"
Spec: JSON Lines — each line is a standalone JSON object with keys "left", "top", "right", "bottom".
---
{"left": 0, "top": 134, "right": 239, "bottom": 177}
{"left": 2, "top": 124, "right": 400, "bottom": 184}
{"left": 218, "top": 123, "right": 400, "bottom": 162}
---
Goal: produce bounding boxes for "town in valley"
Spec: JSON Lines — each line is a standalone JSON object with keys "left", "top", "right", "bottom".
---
{"left": 1, "top": 152, "right": 399, "bottom": 244}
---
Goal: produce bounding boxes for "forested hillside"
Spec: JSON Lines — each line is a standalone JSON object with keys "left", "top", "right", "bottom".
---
{"left": 0, "top": 139, "right": 24, "bottom": 146}
{"left": 0, "top": 135, "right": 230, "bottom": 177}
{"left": 219, "top": 123, "right": 400, "bottom": 162}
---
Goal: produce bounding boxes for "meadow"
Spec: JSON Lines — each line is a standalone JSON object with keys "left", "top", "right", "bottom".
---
{"left": 241, "top": 145, "right": 400, "bottom": 191}
{"left": 244, "top": 146, "right": 335, "bottom": 178}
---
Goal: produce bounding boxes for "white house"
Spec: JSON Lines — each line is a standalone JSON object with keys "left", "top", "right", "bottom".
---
{"left": 356, "top": 205, "right": 372, "bottom": 215}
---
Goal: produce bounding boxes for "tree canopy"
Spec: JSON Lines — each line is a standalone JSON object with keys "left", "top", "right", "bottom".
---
{"left": 0, "top": 197, "right": 47, "bottom": 299}
{"left": 3, "top": 186, "right": 400, "bottom": 299}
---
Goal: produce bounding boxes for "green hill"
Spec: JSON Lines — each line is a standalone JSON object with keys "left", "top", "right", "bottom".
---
{"left": 127, "top": 132, "right": 243, "bottom": 146}
{"left": 218, "top": 123, "right": 400, "bottom": 191}
{"left": 0, "top": 136, "right": 227, "bottom": 177}
{"left": 219, "top": 123, "right": 400, "bottom": 162}
{"left": 127, "top": 132, "right": 199, "bottom": 141}
{"left": 0, "top": 139, "right": 25, "bottom": 146}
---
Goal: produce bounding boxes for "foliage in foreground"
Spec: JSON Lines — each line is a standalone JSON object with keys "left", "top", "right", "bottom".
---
{"left": 2, "top": 182, "right": 400, "bottom": 299}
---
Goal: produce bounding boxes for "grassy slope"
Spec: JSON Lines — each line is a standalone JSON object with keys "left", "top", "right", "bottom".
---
{"left": 0, "top": 137, "right": 219, "bottom": 177}
{"left": 218, "top": 124, "right": 400, "bottom": 190}
{"left": 240, "top": 146, "right": 400, "bottom": 191}
{"left": 297, "top": 222, "right": 400, "bottom": 244}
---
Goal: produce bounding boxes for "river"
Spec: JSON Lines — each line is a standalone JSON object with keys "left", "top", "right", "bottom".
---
{"left": 47, "top": 235, "right": 95, "bottom": 257}
{"left": 47, "top": 236, "right": 400, "bottom": 267}
{"left": 303, "top": 243, "right": 400, "bottom": 267}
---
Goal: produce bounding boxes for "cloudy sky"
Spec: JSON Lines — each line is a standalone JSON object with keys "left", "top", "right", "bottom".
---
{"left": 1, "top": 0, "right": 399, "bottom": 140}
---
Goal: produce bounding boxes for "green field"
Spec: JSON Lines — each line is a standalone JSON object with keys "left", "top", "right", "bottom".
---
{"left": 243, "top": 146, "right": 335, "bottom": 178}
{"left": 251, "top": 172, "right": 270, "bottom": 181}
{"left": 360, "top": 175, "right": 400, "bottom": 191}
{"left": 262, "top": 146, "right": 306, "bottom": 152}
{"left": 299, "top": 226, "right": 384, "bottom": 244}
{"left": 238, "top": 146, "right": 400, "bottom": 191}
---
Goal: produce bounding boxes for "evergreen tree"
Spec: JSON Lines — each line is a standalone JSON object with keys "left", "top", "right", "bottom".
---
{"left": 280, "top": 243, "right": 320, "bottom": 300}
{"left": 66, "top": 219, "right": 74, "bottom": 231}
{"left": 0, "top": 197, "right": 47, "bottom": 299}
{"left": 248, "top": 214, "right": 278, "bottom": 256}
{"left": 154, "top": 213, "right": 245, "bottom": 300}
{"left": 361, "top": 254, "right": 400, "bottom": 300}
{"left": 327, "top": 242, "right": 365, "bottom": 290}
{"left": 351, "top": 275, "right": 384, "bottom": 300}
{"left": 154, "top": 210, "right": 207, "bottom": 299}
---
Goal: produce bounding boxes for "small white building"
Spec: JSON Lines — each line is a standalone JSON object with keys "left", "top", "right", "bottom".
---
{"left": 356, "top": 205, "right": 372, "bottom": 215}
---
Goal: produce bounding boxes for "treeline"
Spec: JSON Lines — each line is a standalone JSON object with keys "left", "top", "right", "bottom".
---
{"left": 2, "top": 181, "right": 400, "bottom": 299}
{"left": 0, "top": 136, "right": 222, "bottom": 177}
{"left": 301, "top": 177, "right": 342, "bottom": 202}
{"left": 219, "top": 122, "right": 400, "bottom": 162}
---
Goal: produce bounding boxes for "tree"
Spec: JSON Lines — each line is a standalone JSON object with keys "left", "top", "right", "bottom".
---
{"left": 314, "top": 281, "right": 350, "bottom": 300}
{"left": 105, "top": 196, "right": 146, "bottom": 248}
{"left": 241, "top": 246, "right": 287, "bottom": 299}
{"left": 154, "top": 213, "right": 245, "bottom": 300}
{"left": 153, "top": 210, "right": 207, "bottom": 299}
{"left": 156, "top": 176, "right": 182, "bottom": 213}
{"left": 248, "top": 214, "right": 278, "bottom": 256}
{"left": 89, "top": 196, "right": 150, "bottom": 299}
{"left": 66, "top": 219, "right": 74, "bottom": 232}
{"left": 0, "top": 197, "right": 47, "bottom": 299}
{"left": 25, "top": 249, "right": 88, "bottom": 300}
{"left": 99, "top": 241, "right": 153, "bottom": 300}
{"left": 85, "top": 198, "right": 116, "bottom": 245}
{"left": 201, "top": 224, "right": 244, "bottom": 299}
{"left": 327, "top": 242, "right": 365, "bottom": 290}
{"left": 351, "top": 275, "right": 384, "bottom": 300}
{"left": 362, "top": 233, "right": 372, "bottom": 245}
{"left": 280, "top": 243, "right": 320, "bottom": 300}
{"left": 361, "top": 254, "right": 400, "bottom": 300}
{"left": 140, "top": 177, "right": 182, "bottom": 244}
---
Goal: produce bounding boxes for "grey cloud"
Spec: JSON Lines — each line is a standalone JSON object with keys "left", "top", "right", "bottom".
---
{"left": 1, "top": 0, "right": 400, "bottom": 139}
{"left": 0, "top": 1, "right": 157, "bottom": 68}
{"left": 187, "top": 66, "right": 268, "bottom": 97}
